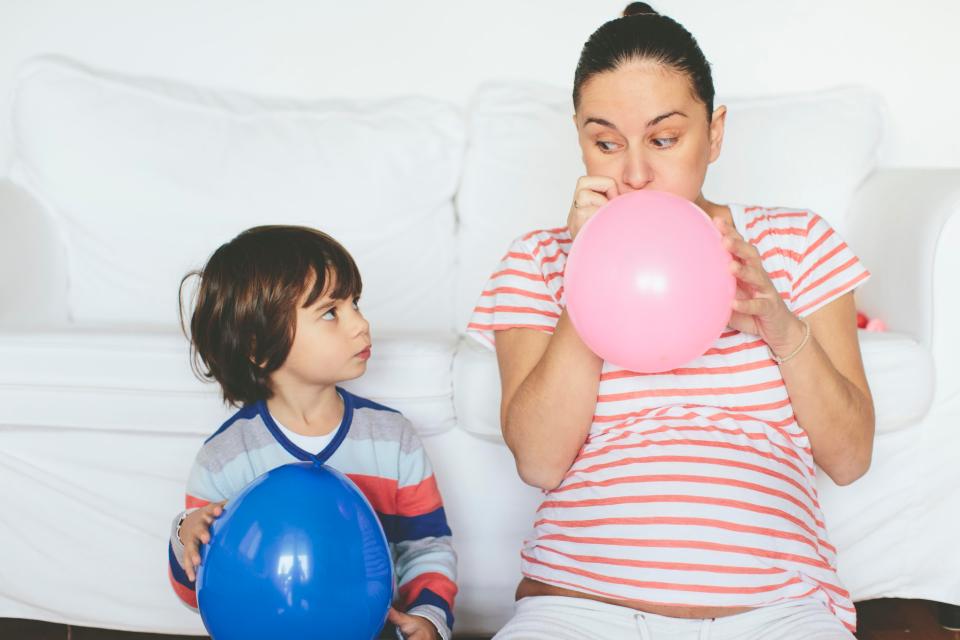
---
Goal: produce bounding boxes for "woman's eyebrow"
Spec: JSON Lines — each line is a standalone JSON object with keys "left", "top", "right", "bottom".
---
{"left": 584, "top": 117, "right": 620, "bottom": 131}
{"left": 647, "top": 111, "right": 687, "bottom": 127}
{"left": 584, "top": 111, "right": 687, "bottom": 131}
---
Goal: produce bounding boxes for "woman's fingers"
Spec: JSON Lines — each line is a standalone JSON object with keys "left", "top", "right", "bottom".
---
{"left": 577, "top": 175, "right": 619, "bottom": 201}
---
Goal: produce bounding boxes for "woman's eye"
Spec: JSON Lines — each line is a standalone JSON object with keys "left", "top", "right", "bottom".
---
{"left": 596, "top": 140, "right": 619, "bottom": 152}
{"left": 652, "top": 137, "right": 677, "bottom": 149}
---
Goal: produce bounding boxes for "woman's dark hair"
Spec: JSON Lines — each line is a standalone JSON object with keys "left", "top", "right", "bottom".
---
{"left": 573, "top": 2, "right": 715, "bottom": 119}
{"left": 179, "top": 225, "right": 362, "bottom": 407}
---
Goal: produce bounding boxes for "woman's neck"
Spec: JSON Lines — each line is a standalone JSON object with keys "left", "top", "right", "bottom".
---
{"left": 696, "top": 194, "right": 732, "bottom": 225}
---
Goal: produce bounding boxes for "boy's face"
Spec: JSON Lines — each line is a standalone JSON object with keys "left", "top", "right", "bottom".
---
{"left": 273, "top": 278, "right": 371, "bottom": 389}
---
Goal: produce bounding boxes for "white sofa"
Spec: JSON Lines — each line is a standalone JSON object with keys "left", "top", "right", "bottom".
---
{"left": 1, "top": 57, "right": 958, "bottom": 636}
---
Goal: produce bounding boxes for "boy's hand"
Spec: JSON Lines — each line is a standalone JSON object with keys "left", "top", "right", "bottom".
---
{"left": 387, "top": 607, "right": 439, "bottom": 640}
{"left": 178, "top": 500, "right": 226, "bottom": 582}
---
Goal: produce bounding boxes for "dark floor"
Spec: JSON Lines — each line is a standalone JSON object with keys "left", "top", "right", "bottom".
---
{"left": 0, "top": 600, "right": 956, "bottom": 639}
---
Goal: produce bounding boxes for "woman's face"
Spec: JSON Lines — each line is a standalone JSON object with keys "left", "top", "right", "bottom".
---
{"left": 575, "top": 61, "right": 726, "bottom": 205}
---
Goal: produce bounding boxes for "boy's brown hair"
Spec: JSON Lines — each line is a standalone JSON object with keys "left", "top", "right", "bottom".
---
{"left": 180, "top": 225, "right": 362, "bottom": 406}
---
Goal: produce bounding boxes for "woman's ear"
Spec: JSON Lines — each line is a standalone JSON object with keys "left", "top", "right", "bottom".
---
{"left": 708, "top": 105, "right": 727, "bottom": 164}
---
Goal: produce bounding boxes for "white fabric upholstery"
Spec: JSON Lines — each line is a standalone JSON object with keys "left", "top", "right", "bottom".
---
{"left": 1, "top": 57, "right": 958, "bottom": 636}
{"left": 9, "top": 57, "right": 464, "bottom": 331}
{"left": 0, "top": 330, "right": 457, "bottom": 437}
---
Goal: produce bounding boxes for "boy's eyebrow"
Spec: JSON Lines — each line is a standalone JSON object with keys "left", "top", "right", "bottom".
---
{"left": 584, "top": 111, "right": 687, "bottom": 131}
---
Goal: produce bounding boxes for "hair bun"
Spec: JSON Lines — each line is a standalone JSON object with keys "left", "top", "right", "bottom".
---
{"left": 622, "top": 2, "right": 659, "bottom": 17}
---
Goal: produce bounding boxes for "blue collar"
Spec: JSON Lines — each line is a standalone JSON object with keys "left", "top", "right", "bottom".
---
{"left": 257, "top": 387, "right": 354, "bottom": 465}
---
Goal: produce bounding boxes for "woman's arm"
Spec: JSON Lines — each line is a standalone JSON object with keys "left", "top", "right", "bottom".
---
{"left": 495, "top": 312, "right": 603, "bottom": 490}
{"left": 493, "top": 176, "right": 619, "bottom": 491}
{"left": 718, "top": 217, "right": 875, "bottom": 485}
{"left": 773, "top": 293, "right": 874, "bottom": 484}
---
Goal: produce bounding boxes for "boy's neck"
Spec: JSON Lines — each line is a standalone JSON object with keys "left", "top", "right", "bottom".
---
{"left": 266, "top": 383, "right": 344, "bottom": 437}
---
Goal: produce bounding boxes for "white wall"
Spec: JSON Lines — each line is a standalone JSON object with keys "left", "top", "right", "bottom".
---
{"left": 0, "top": 0, "right": 957, "bottom": 172}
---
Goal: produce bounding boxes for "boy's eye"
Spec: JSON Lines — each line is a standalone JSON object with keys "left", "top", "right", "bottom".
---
{"left": 321, "top": 309, "right": 337, "bottom": 321}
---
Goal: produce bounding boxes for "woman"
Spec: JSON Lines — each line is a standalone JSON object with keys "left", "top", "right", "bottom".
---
{"left": 467, "top": 4, "right": 874, "bottom": 639}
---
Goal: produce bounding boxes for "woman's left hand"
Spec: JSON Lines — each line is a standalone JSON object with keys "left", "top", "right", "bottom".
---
{"left": 714, "top": 216, "right": 805, "bottom": 358}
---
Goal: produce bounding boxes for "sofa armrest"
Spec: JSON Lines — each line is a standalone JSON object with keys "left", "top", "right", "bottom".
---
{"left": 0, "top": 178, "right": 68, "bottom": 327}
{"left": 846, "top": 168, "right": 960, "bottom": 405}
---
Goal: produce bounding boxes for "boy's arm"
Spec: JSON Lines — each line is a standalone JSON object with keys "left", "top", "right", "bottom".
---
{"left": 386, "top": 428, "right": 458, "bottom": 640}
{"left": 167, "top": 459, "right": 230, "bottom": 610}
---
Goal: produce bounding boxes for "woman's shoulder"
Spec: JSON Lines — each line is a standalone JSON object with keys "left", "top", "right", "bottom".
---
{"left": 734, "top": 204, "right": 820, "bottom": 238}
{"left": 512, "top": 226, "right": 573, "bottom": 251}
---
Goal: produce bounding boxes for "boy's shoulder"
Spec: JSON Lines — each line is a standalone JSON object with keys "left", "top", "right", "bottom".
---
{"left": 341, "top": 388, "right": 423, "bottom": 451}
{"left": 196, "top": 402, "right": 275, "bottom": 468}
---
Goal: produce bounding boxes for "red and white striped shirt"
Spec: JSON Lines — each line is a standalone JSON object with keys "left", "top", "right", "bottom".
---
{"left": 467, "top": 204, "right": 870, "bottom": 630}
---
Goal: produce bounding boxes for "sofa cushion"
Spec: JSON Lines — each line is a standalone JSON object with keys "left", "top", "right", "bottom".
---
{"left": 0, "top": 330, "right": 457, "bottom": 437}
{"left": 9, "top": 57, "right": 464, "bottom": 332}
{"left": 455, "top": 82, "right": 883, "bottom": 331}
{"left": 454, "top": 330, "right": 932, "bottom": 440}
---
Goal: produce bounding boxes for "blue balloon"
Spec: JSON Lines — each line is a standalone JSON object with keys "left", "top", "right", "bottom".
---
{"left": 196, "top": 462, "right": 393, "bottom": 640}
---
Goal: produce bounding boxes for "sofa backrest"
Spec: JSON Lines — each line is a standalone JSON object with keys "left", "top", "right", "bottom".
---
{"left": 9, "top": 57, "right": 884, "bottom": 334}
{"left": 10, "top": 57, "right": 464, "bottom": 331}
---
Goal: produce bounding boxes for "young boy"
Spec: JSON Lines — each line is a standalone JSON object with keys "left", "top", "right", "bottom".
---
{"left": 167, "top": 226, "right": 457, "bottom": 640}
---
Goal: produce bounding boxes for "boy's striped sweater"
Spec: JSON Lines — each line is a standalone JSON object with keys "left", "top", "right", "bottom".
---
{"left": 167, "top": 388, "right": 457, "bottom": 639}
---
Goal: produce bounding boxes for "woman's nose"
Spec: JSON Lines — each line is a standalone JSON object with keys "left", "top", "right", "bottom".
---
{"left": 622, "top": 149, "right": 653, "bottom": 192}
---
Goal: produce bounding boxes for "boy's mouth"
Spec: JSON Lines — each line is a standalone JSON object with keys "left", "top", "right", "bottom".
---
{"left": 356, "top": 346, "right": 372, "bottom": 360}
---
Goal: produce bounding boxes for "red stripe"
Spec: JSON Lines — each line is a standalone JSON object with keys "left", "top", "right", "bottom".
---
{"left": 537, "top": 494, "right": 833, "bottom": 551}
{"left": 745, "top": 211, "right": 807, "bottom": 230}
{"left": 575, "top": 437, "right": 808, "bottom": 485}
{"left": 538, "top": 534, "right": 831, "bottom": 570}
{"left": 346, "top": 474, "right": 398, "bottom": 514}
{"left": 535, "top": 543, "right": 787, "bottom": 574}
{"left": 398, "top": 571, "right": 458, "bottom": 608}
{"left": 597, "top": 425, "right": 812, "bottom": 476}
{"left": 491, "top": 268, "right": 547, "bottom": 283}
{"left": 750, "top": 226, "right": 807, "bottom": 245}
{"left": 345, "top": 474, "right": 443, "bottom": 517}
{"left": 702, "top": 338, "right": 766, "bottom": 356}
{"left": 791, "top": 243, "right": 846, "bottom": 292}
{"left": 569, "top": 453, "right": 817, "bottom": 508}
{"left": 521, "top": 226, "right": 569, "bottom": 241}
{"left": 536, "top": 515, "right": 823, "bottom": 554}
{"left": 597, "top": 378, "right": 784, "bottom": 403}
{"left": 801, "top": 226, "right": 834, "bottom": 260}
{"left": 396, "top": 475, "right": 444, "bottom": 517}
{"left": 760, "top": 247, "right": 804, "bottom": 263}
{"left": 472, "top": 305, "right": 560, "bottom": 319}
{"left": 552, "top": 474, "right": 820, "bottom": 524}
{"left": 540, "top": 249, "right": 567, "bottom": 265}
{"left": 792, "top": 256, "right": 859, "bottom": 301}
{"left": 185, "top": 495, "right": 210, "bottom": 509}
{"left": 524, "top": 551, "right": 810, "bottom": 592}
{"left": 600, "top": 358, "right": 774, "bottom": 381}
{"left": 479, "top": 286, "right": 556, "bottom": 303}
{"left": 794, "top": 271, "right": 869, "bottom": 315}
{"left": 506, "top": 251, "right": 533, "bottom": 261}
{"left": 168, "top": 566, "right": 197, "bottom": 608}
{"left": 467, "top": 322, "right": 553, "bottom": 333}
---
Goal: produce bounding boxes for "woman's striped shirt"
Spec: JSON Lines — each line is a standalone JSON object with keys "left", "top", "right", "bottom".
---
{"left": 467, "top": 204, "right": 870, "bottom": 630}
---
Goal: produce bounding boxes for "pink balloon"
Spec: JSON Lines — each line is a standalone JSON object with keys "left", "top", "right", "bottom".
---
{"left": 565, "top": 190, "right": 736, "bottom": 373}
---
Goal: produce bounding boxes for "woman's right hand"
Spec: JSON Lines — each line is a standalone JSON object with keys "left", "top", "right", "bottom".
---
{"left": 567, "top": 176, "right": 619, "bottom": 240}
{"left": 178, "top": 500, "right": 226, "bottom": 581}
